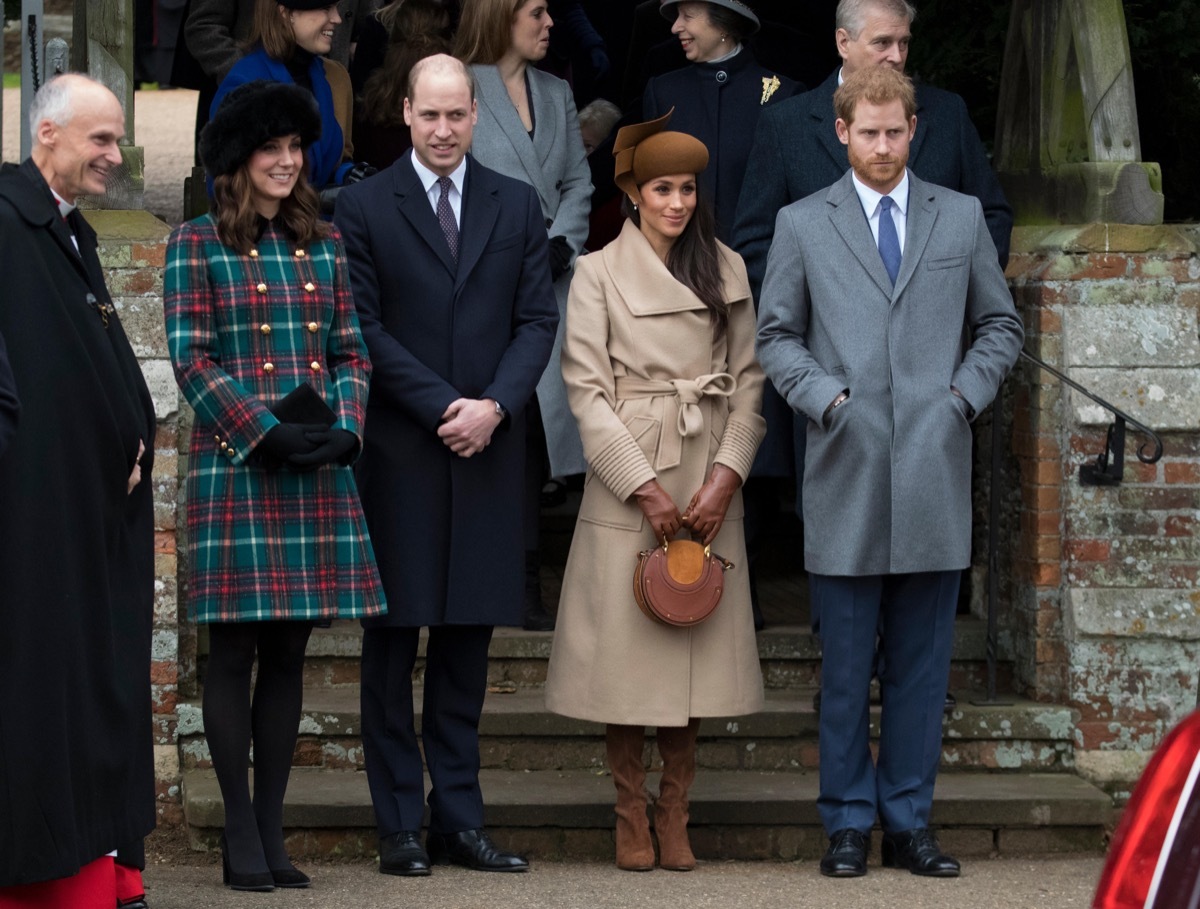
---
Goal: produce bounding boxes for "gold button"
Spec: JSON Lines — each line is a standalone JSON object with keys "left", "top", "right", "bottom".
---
{"left": 307, "top": 322, "right": 319, "bottom": 333}
{"left": 263, "top": 362, "right": 275, "bottom": 373}
{"left": 226, "top": 448, "right": 236, "bottom": 457}
{"left": 304, "top": 282, "right": 315, "bottom": 293}
{"left": 256, "top": 283, "right": 267, "bottom": 294}
{"left": 249, "top": 249, "right": 259, "bottom": 258}
{"left": 220, "top": 441, "right": 228, "bottom": 450}
{"left": 213, "top": 434, "right": 221, "bottom": 443}
{"left": 295, "top": 249, "right": 306, "bottom": 258}
{"left": 310, "top": 361, "right": 322, "bottom": 372}
{"left": 260, "top": 323, "right": 271, "bottom": 335}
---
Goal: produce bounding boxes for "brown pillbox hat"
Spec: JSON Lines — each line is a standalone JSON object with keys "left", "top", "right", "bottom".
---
{"left": 613, "top": 109, "right": 709, "bottom": 200}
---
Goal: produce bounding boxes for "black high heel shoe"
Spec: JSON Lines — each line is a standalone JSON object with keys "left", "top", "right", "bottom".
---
{"left": 269, "top": 864, "right": 311, "bottom": 889}
{"left": 219, "top": 833, "right": 275, "bottom": 892}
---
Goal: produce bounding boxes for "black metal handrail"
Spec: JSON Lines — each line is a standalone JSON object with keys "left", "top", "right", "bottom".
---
{"left": 974, "top": 351, "right": 1165, "bottom": 706}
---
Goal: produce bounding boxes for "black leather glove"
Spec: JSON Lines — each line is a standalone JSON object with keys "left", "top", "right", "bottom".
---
{"left": 256, "top": 422, "right": 326, "bottom": 468}
{"left": 548, "top": 235, "right": 573, "bottom": 281}
{"left": 344, "top": 161, "right": 378, "bottom": 184}
{"left": 287, "top": 428, "right": 358, "bottom": 470}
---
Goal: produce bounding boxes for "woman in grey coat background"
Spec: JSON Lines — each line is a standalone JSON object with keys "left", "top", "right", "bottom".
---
{"left": 456, "top": 0, "right": 593, "bottom": 629}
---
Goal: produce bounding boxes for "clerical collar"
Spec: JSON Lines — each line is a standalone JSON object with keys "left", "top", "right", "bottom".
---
{"left": 50, "top": 188, "right": 76, "bottom": 219}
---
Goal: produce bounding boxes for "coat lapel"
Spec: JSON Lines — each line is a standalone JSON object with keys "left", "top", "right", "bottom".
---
{"left": 891, "top": 174, "right": 937, "bottom": 301}
{"left": 473, "top": 66, "right": 555, "bottom": 213}
{"left": 810, "top": 71, "right": 848, "bottom": 177}
{"left": 392, "top": 155, "right": 457, "bottom": 277}
{"left": 454, "top": 158, "right": 500, "bottom": 293}
{"left": 607, "top": 220, "right": 709, "bottom": 316}
{"left": 826, "top": 171, "right": 894, "bottom": 299}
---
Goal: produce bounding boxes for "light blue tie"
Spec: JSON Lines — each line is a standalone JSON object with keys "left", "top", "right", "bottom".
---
{"left": 877, "top": 195, "right": 901, "bottom": 286}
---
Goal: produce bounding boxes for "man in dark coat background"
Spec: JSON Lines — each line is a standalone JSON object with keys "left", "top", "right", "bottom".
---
{"left": 0, "top": 74, "right": 157, "bottom": 905}
{"left": 335, "top": 54, "right": 558, "bottom": 877}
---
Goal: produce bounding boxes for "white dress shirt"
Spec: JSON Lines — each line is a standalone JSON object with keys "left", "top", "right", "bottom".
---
{"left": 851, "top": 168, "right": 909, "bottom": 254}
{"left": 410, "top": 150, "right": 467, "bottom": 227}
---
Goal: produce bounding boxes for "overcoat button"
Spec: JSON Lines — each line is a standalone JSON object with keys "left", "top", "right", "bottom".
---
{"left": 260, "top": 323, "right": 271, "bottom": 334}
{"left": 256, "top": 283, "right": 267, "bottom": 293}
{"left": 310, "top": 361, "right": 322, "bottom": 372}
{"left": 716, "top": 70, "right": 728, "bottom": 83}
{"left": 304, "top": 282, "right": 315, "bottom": 292}
{"left": 307, "top": 322, "right": 319, "bottom": 333}
{"left": 263, "top": 362, "right": 275, "bottom": 373}
{"left": 295, "top": 249, "right": 306, "bottom": 258}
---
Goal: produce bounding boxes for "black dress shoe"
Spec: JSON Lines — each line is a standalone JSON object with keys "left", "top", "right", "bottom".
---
{"left": 379, "top": 831, "right": 431, "bottom": 877}
{"left": 219, "top": 833, "right": 274, "bottom": 892}
{"left": 882, "top": 828, "right": 960, "bottom": 877}
{"left": 426, "top": 829, "right": 529, "bottom": 872}
{"left": 117, "top": 899, "right": 149, "bottom": 909}
{"left": 270, "top": 864, "right": 311, "bottom": 888}
{"left": 820, "top": 828, "right": 869, "bottom": 877}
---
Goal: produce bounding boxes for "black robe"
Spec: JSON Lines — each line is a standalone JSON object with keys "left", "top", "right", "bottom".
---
{"left": 0, "top": 330, "right": 17, "bottom": 456}
{"left": 0, "top": 160, "right": 157, "bottom": 887}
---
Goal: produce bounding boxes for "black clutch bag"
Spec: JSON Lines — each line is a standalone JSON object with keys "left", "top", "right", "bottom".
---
{"left": 270, "top": 383, "right": 336, "bottom": 427}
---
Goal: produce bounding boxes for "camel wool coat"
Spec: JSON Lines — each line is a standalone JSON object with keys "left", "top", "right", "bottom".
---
{"left": 545, "top": 221, "right": 766, "bottom": 726}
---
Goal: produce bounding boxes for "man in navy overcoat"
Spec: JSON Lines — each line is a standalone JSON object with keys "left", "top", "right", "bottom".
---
{"left": 335, "top": 55, "right": 558, "bottom": 876}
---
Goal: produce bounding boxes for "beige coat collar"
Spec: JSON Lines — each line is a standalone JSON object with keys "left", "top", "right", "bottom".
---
{"left": 602, "top": 219, "right": 750, "bottom": 317}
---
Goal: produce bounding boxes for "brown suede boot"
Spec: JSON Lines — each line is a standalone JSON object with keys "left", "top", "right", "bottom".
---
{"left": 606, "top": 724, "right": 655, "bottom": 871}
{"left": 654, "top": 718, "right": 700, "bottom": 871}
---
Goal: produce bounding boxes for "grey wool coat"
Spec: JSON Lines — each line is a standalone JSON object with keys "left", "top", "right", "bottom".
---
{"left": 756, "top": 171, "right": 1024, "bottom": 578}
{"left": 545, "top": 221, "right": 766, "bottom": 726}
{"left": 468, "top": 63, "right": 594, "bottom": 477}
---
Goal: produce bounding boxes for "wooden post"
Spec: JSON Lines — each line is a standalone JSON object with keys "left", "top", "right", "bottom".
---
{"left": 994, "top": 0, "right": 1163, "bottom": 225}
{"left": 71, "top": 0, "right": 144, "bottom": 209}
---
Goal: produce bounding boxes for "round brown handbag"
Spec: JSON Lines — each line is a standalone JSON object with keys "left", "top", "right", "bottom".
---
{"left": 633, "top": 538, "right": 734, "bottom": 627}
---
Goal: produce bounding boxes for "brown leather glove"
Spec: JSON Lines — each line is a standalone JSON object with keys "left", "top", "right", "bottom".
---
{"left": 631, "top": 478, "right": 683, "bottom": 543}
{"left": 682, "top": 463, "right": 742, "bottom": 546}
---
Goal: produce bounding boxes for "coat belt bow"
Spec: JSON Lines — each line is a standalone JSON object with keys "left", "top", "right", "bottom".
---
{"left": 614, "top": 373, "right": 736, "bottom": 470}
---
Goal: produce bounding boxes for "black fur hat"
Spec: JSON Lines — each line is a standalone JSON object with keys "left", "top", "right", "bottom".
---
{"left": 199, "top": 81, "right": 323, "bottom": 179}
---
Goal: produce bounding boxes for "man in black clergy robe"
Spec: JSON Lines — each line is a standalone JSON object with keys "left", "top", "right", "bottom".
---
{"left": 0, "top": 74, "right": 157, "bottom": 905}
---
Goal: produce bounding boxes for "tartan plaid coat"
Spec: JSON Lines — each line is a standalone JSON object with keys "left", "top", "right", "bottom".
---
{"left": 165, "top": 215, "right": 387, "bottom": 623}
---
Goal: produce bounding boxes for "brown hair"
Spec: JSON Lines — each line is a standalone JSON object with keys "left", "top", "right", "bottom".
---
{"left": 362, "top": 0, "right": 454, "bottom": 126}
{"left": 621, "top": 187, "right": 729, "bottom": 339}
{"left": 834, "top": 65, "right": 916, "bottom": 125}
{"left": 251, "top": 0, "right": 298, "bottom": 60}
{"left": 211, "top": 148, "right": 329, "bottom": 255}
{"left": 454, "top": 0, "right": 526, "bottom": 65}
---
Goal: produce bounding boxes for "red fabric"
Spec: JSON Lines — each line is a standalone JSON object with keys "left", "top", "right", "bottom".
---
{"left": 113, "top": 862, "right": 144, "bottom": 902}
{"left": 0, "top": 856, "right": 115, "bottom": 909}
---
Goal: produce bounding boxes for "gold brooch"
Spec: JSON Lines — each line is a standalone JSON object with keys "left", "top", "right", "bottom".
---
{"left": 761, "top": 75, "right": 781, "bottom": 105}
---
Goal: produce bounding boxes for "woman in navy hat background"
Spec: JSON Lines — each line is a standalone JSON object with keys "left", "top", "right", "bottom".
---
{"left": 643, "top": 0, "right": 800, "bottom": 242}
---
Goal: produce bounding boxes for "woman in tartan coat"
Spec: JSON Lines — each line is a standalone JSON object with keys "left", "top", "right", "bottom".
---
{"left": 165, "top": 81, "right": 386, "bottom": 891}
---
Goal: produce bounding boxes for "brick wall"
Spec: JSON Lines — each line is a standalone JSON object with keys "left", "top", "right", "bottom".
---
{"left": 1005, "top": 223, "right": 1200, "bottom": 792}
{"left": 91, "top": 210, "right": 185, "bottom": 825}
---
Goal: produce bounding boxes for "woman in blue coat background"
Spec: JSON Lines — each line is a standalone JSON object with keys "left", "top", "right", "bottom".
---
{"left": 212, "top": 0, "right": 356, "bottom": 191}
{"left": 644, "top": 0, "right": 799, "bottom": 242}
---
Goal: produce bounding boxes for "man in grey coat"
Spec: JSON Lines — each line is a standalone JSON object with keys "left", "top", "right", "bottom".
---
{"left": 756, "top": 67, "right": 1023, "bottom": 879}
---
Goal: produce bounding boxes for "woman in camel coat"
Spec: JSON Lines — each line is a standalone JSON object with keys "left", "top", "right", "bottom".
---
{"left": 545, "top": 112, "right": 765, "bottom": 872}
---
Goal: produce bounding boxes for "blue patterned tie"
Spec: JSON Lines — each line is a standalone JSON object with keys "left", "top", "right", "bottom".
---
{"left": 877, "top": 195, "right": 901, "bottom": 286}
{"left": 436, "top": 175, "right": 459, "bottom": 262}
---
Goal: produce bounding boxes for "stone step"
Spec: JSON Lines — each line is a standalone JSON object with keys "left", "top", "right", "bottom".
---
{"left": 178, "top": 688, "right": 1076, "bottom": 774}
{"left": 289, "top": 618, "right": 1013, "bottom": 692}
{"left": 181, "top": 767, "right": 1113, "bottom": 861}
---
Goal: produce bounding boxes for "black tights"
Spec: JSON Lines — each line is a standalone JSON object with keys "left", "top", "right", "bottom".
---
{"left": 203, "top": 621, "right": 313, "bottom": 873}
